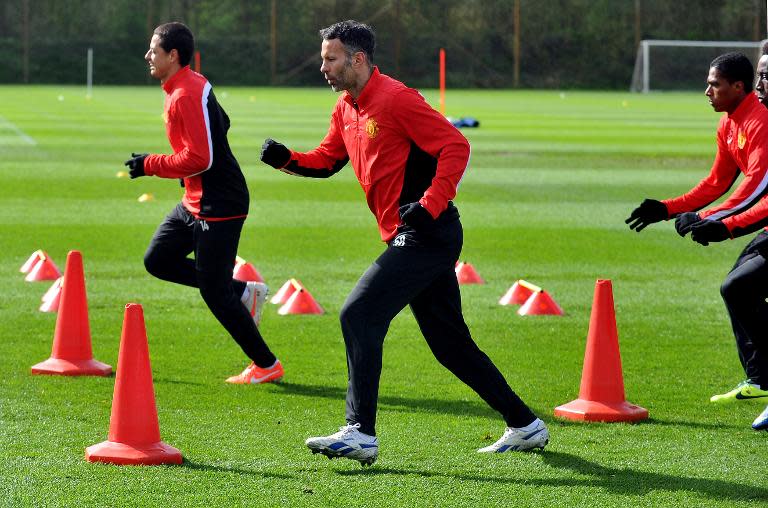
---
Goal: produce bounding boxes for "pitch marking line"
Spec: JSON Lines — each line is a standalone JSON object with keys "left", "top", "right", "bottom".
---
{"left": 0, "top": 115, "right": 37, "bottom": 145}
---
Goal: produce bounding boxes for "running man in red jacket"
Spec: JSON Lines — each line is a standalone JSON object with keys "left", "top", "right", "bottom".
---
{"left": 124, "top": 22, "right": 283, "bottom": 385}
{"left": 627, "top": 52, "right": 768, "bottom": 408}
{"left": 260, "top": 20, "right": 547, "bottom": 465}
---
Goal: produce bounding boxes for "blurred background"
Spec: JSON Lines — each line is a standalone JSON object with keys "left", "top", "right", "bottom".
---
{"left": 0, "top": 0, "right": 766, "bottom": 89}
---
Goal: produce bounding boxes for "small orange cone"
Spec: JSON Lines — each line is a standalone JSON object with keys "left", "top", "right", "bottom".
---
{"left": 40, "top": 277, "right": 64, "bottom": 313}
{"left": 554, "top": 279, "right": 648, "bottom": 422}
{"left": 25, "top": 253, "right": 62, "bottom": 282}
{"left": 499, "top": 280, "right": 538, "bottom": 306}
{"left": 455, "top": 261, "right": 485, "bottom": 284}
{"left": 517, "top": 290, "right": 563, "bottom": 316}
{"left": 85, "top": 304, "right": 183, "bottom": 465}
{"left": 278, "top": 288, "right": 324, "bottom": 315}
{"left": 20, "top": 250, "right": 45, "bottom": 273}
{"left": 31, "top": 251, "right": 111, "bottom": 376}
{"left": 270, "top": 278, "right": 302, "bottom": 305}
{"left": 233, "top": 256, "right": 264, "bottom": 282}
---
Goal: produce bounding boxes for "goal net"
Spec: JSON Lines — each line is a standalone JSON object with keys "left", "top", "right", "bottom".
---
{"left": 630, "top": 40, "right": 766, "bottom": 93}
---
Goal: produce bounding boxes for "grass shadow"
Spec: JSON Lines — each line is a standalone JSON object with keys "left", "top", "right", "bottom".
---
{"left": 183, "top": 460, "right": 296, "bottom": 479}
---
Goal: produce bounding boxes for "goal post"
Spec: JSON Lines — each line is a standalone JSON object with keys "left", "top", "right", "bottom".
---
{"left": 630, "top": 40, "right": 766, "bottom": 93}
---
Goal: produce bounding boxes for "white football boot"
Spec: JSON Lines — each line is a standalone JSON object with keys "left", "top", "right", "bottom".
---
{"left": 478, "top": 418, "right": 549, "bottom": 453}
{"left": 306, "top": 423, "right": 379, "bottom": 466}
{"left": 241, "top": 281, "right": 269, "bottom": 326}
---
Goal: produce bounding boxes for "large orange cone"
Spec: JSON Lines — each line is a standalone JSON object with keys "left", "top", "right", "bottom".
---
{"left": 25, "top": 253, "right": 62, "bottom": 282}
{"left": 271, "top": 278, "right": 302, "bottom": 305}
{"left": 278, "top": 288, "right": 324, "bottom": 315}
{"left": 554, "top": 279, "right": 648, "bottom": 422}
{"left": 233, "top": 256, "right": 264, "bottom": 282}
{"left": 40, "top": 277, "right": 63, "bottom": 313}
{"left": 20, "top": 250, "right": 45, "bottom": 273}
{"left": 455, "top": 261, "right": 485, "bottom": 284}
{"left": 31, "top": 251, "right": 111, "bottom": 376}
{"left": 86, "top": 304, "right": 183, "bottom": 465}
{"left": 517, "top": 290, "right": 564, "bottom": 316}
{"left": 499, "top": 280, "right": 539, "bottom": 306}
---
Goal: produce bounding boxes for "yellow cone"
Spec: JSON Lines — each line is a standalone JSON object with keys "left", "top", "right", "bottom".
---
{"left": 138, "top": 193, "right": 155, "bottom": 202}
{"left": 116, "top": 171, "right": 128, "bottom": 178}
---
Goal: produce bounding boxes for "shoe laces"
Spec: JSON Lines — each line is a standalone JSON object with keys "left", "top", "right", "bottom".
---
{"left": 337, "top": 423, "right": 362, "bottom": 437}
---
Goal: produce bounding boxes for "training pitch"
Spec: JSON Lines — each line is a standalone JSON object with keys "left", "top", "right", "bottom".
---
{"left": 0, "top": 85, "right": 765, "bottom": 507}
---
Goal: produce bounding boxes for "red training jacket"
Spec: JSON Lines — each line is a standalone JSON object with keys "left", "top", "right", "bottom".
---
{"left": 143, "top": 66, "right": 248, "bottom": 220}
{"left": 277, "top": 67, "right": 470, "bottom": 242}
{"left": 663, "top": 93, "right": 768, "bottom": 237}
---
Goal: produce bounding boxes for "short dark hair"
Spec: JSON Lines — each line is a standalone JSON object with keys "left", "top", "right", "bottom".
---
{"left": 154, "top": 22, "right": 194, "bottom": 67}
{"left": 711, "top": 52, "right": 754, "bottom": 93}
{"left": 319, "top": 20, "right": 375, "bottom": 65}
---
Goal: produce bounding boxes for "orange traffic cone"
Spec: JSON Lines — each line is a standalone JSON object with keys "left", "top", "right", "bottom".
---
{"left": 455, "top": 261, "right": 485, "bottom": 284}
{"left": 86, "top": 304, "right": 183, "bottom": 465}
{"left": 40, "top": 277, "right": 63, "bottom": 313}
{"left": 554, "top": 279, "right": 648, "bottom": 422}
{"left": 517, "top": 290, "right": 563, "bottom": 316}
{"left": 31, "top": 251, "right": 111, "bottom": 376}
{"left": 20, "top": 250, "right": 45, "bottom": 273}
{"left": 278, "top": 288, "right": 324, "bottom": 315}
{"left": 25, "top": 253, "right": 62, "bottom": 282}
{"left": 233, "top": 256, "right": 264, "bottom": 282}
{"left": 271, "top": 278, "right": 302, "bottom": 305}
{"left": 499, "top": 280, "right": 538, "bottom": 306}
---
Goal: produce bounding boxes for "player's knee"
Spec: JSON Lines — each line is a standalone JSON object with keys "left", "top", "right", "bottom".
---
{"left": 143, "top": 249, "right": 163, "bottom": 278}
{"left": 720, "top": 273, "right": 745, "bottom": 303}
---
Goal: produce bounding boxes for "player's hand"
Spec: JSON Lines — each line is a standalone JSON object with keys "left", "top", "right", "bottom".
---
{"left": 260, "top": 139, "right": 291, "bottom": 168}
{"left": 399, "top": 202, "right": 435, "bottom": 230}
{"left": 124, "top": 152, "right": 148, "bottom": 179}
{"left": 625, "top": 198, "right": 667, "bottom": 232}
{"left": 690, "top": 220, "right": 731, "bottom": 246}
{"left": 674, "top": 212, "right": 701, "bottom": 237}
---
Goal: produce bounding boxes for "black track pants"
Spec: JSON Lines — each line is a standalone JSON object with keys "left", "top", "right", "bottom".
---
{"left": 143, "top": 203, "right": 276, "bottom": 367}
{"left": 340, "top": 208, "right": 537, "bottom": 436}
{"left": 721, "top": 231, "right": 768, "bottom": 387}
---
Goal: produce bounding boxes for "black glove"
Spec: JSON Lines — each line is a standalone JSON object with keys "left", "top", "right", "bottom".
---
{"left": 399, "top": 202, "right": 435, "bottom": 230}
{"left": 690, "top": 220, "right": 731, "bottom": 246}
{"left": 625, "top": 198, "right": 668, "bottom": 232}
{"left": 674, "top": 212, "right": 702, "bottom": 237}
{"left": 124, "top": 152, "right": 148, "bottom": 179}
{"left": 260, "top": 138, "right": 291, "bottom": 168}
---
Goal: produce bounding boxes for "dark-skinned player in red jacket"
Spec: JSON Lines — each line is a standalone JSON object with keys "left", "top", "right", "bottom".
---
{"left": 260, "top": 20, "right": 547, "bottom": 466}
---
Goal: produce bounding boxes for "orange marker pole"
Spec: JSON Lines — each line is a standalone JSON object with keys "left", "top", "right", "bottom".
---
{"left": 194, "top": 51, "right": 201, "bottom": 73}
{"left": 439, "top": 48, "right": 446, "bottom": 116}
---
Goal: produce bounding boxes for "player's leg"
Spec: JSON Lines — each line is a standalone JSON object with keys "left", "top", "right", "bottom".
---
{"left": 143, "top": 203, "right": 197, "bottom": 286}
{"left": 192, "top": 217, "right": 281, "bottom": 383}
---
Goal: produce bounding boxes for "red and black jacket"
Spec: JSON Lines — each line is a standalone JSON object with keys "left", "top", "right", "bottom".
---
{"left": 143, "top": 66, "right": 248, "bottom": 220}
{"left": 277, "top": 67, "right": 470, "bottom": 242}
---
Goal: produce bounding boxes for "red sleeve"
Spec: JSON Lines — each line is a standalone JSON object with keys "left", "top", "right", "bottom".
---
{"left": 662, "top": 123, "right": 738, "bottom": 216}
{"left": 143, "top": 94, "right": 212, "bottom": 178}
{"left": 286, "top": 102, "right": 349, "bottom": 176}
{"left": 390, "top": 89, "right": 470, "bottom": 218}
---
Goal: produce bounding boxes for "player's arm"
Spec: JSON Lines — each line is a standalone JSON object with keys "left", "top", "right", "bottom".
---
{"left": 141, "top": 95, "right": 213, "bottom": 179}
{"left": 391, "top": 88, "right": 470, "bottom": 220}
{"left": 261, "top": 105, "right": 348, "bottom": 178}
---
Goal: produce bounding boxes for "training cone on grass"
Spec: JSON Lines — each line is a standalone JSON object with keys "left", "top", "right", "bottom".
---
{"left": 86, "top": 303, "right": 183, "bottom": 465}
{"left": 554, "top": 279, "right": 648, "bottom": 422}
{"left": 455, "top": 261, "right": 485, "bottom": 284}
{"left": 31, "top": 251, "right": 111, "bottom": 376}
{"left": 233, "top": 256, "right": 264, "bottom": 283}
{"left": 499, "top": 280, "right": 538, "bottom": 306}
{"left": 270, "top": 278, "right": 302, "bottom": 305}
{"left": 517, "top": 290, "right": 564, "bottom": 316}
{"left": 20, "top": 250, "right": 45, "bottom": 273}
{"left": 24, "top": 252, "right": 62, "bottom": 282}
{"left": 278, "top": 287, "right": 324, "bottom": 315}
{"left": 40, "top": 277, "right": 64, "bottom": 313}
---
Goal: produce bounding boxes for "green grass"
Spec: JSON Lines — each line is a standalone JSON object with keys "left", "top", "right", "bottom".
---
{"left": 1, "top": 85, "right": 766, "bottom": 507}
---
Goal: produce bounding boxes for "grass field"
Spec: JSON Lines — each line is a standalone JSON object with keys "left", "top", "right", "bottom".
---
{"left": 1, "top": 84, "right": 766, "bottom": 507}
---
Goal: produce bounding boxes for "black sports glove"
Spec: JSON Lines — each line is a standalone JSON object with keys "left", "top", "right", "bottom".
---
{"left": 674, "top": 212, "right": 702, "bottom": 237}
{"left": 625, "top": 198, "right": 668, "bottom": 232}
{"left": 124, "top": 152, "right": 148, "bottom": 179}
{"left": 690, "top": 220, "right": 731, "bottom": 246}
{"left": 399, "top": 202, "right": 435, "bottom": 230}
{"left": 260, "top": 138, "right": 291, "bottom": 168}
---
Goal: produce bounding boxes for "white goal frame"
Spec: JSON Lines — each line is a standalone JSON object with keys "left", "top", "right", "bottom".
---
{"left": 631, "top": 39, "right": 766, "bottom": 93}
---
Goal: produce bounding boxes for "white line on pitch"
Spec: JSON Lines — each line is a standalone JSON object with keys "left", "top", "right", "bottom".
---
{"left": 0, "top": 116, "right": 37, "bottom": 145}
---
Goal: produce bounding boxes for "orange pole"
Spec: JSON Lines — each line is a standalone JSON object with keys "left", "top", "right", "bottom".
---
{"left": 439, "top": 48, "right": 446, "bottom": 115}
{"left": 194, "top": 51, "right": 201, "bottom": 73}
